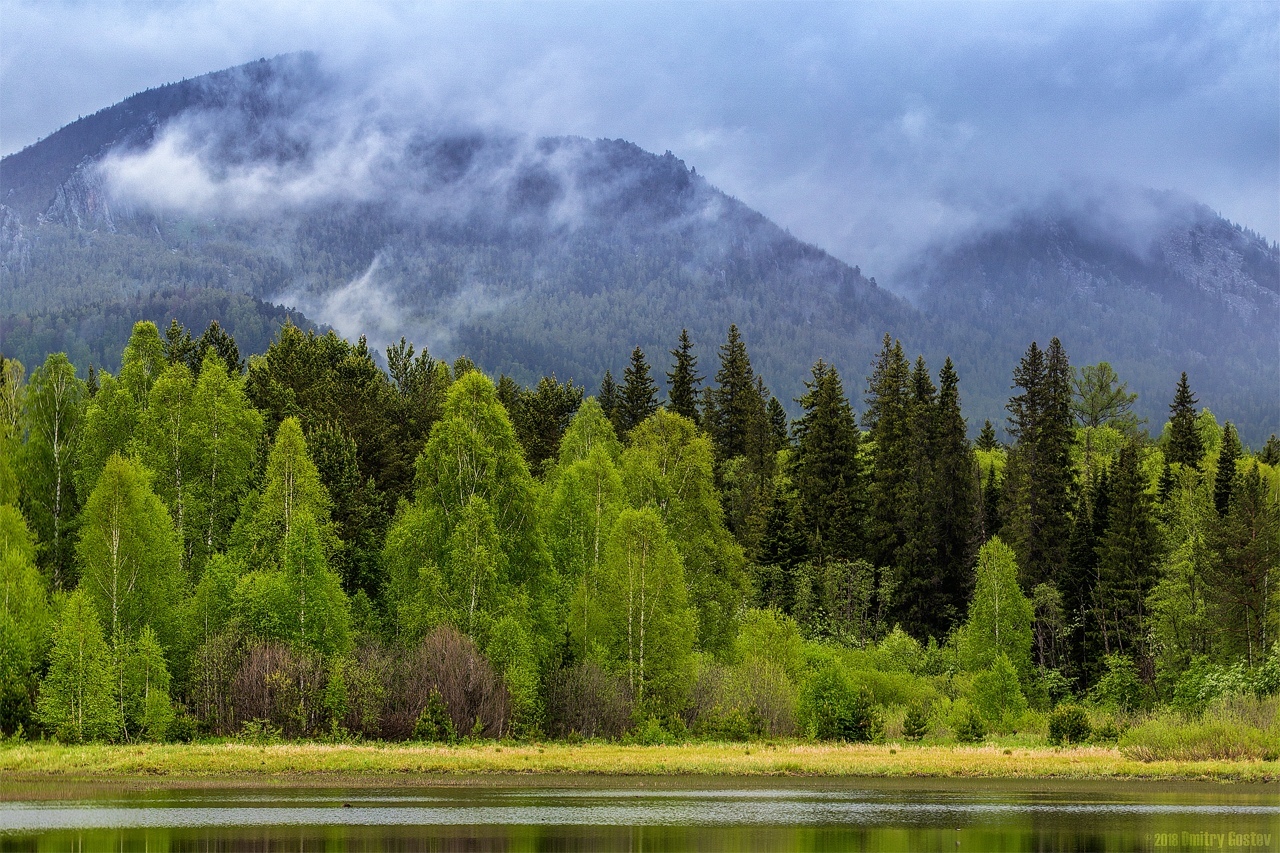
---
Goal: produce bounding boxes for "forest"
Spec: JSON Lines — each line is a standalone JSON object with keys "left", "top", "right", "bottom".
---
{"left": 0, "top": 318, "right": 1277, "bottom": 752}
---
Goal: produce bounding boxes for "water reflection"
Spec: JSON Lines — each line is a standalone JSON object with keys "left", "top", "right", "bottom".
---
{"left": 1, "top": 778, "right": 1275, "bottom": 852}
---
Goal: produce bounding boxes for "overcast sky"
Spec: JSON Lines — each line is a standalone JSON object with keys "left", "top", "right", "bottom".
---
{"left": 1, "top": 1, "right": 1276, "bottom": 280}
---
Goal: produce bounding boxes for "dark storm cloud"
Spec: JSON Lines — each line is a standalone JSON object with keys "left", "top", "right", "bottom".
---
{"left": 2, "top": 1, "right": 1275, "bottom": 282}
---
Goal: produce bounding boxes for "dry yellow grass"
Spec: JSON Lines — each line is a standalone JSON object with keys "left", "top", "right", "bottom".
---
{"left": 0, "top": 741, "right": 1273, "bottom": 783}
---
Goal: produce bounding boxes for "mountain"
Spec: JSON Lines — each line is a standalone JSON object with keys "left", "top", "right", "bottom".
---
{"left": 905, "top": 195, "right": 1279, "bottom": 443}
{"left": 2, "top": 54, "right": 1276, "bottom": 443}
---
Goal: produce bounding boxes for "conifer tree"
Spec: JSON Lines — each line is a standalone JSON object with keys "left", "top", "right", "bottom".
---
{"left": 1072, "top": 362, "right": 1141, "bottom": 432}
{"left": 1166, "top": 372, "right": 1204, "bottom": 469}
{"left": 766, "top": 397, "right": 789, "bottom": 449}
{"left": 196, "top": 320, "right": 244, "bottom": 375}
{"left": 1213, "top": 422, "right": 1241, "bottom": 517}
{"left": 665, "top": 328, "right": 702, "bottom": 422}
{"left": 706, "top": 324, "right": 758, "bottom": 461}
{"left": 598, "top": 370, "right": 619, "bottom": 425}
{"left": 930, "top": 358, "right": 980, "bottom": 634}
{"left": 1003, "top": 339, "right": 1075, "bottom": 590}
{"left": 789, "top": 360, "right": 865, "bottom": 564}
{"left": 1095, "top": 442, "right": 1159, "bottom": 662}
{"left": 976, "top": 419, "right": 999, "bottom": 451}
{"left": 617, "top": 347, "right": 658, "bottom": 438}
{"left": 863, "top": 335, "right": 912, "bottom": 571}
{"left": 1206, "top": 464, "right": 1279, "bottom": 666}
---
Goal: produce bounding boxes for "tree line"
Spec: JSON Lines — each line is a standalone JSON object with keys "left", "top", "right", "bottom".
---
{"left": 1, "top": 319, "right": 1276, "bottom": 743}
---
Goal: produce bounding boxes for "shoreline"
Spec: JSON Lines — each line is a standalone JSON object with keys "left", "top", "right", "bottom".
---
{"left": 2, "top": 742, "right": 1274, "bottom": 785}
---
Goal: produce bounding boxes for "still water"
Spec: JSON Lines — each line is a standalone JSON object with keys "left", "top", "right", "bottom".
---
{"left": 0, "top": 777, "right": 1275, "bottom": 852}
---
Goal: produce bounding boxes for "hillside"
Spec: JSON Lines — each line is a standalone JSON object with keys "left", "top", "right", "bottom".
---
{"left": 1, "top": 54, "right": 1275, "bottom": 442}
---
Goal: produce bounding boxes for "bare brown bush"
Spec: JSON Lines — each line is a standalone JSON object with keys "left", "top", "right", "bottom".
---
{"left": 545, "top": 661, "right": 634, "bottom": 740}
{"left": 230, "top": 642, "right": 329, "bottom": 738}
{"left": 382, "top": 626, "right": 510, "bottom": 740}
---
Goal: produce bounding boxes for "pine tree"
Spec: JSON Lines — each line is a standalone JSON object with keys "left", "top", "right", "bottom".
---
{"left": 196, "top": 320, "right": 243, "bottom": 375}
{"left": 790, "top": 360, "right": 865, "bottom": 565}
{"left": 1213, "top": 422, "right": 1241, "bottom": 517}
{"left": 1166, "top": 372, "right": 1204, "bottom": 469}
{"left": 617, "top": 347, "right": 659, "bottom": 437}
{"left": 665, "top": 329, "right": 702, "bottom": 422}
{"left": 1072, "top": 362, "right": 1141, "bottom": 432}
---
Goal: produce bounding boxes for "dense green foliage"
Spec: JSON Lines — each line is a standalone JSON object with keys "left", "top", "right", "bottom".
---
{"left": 0, "top": 319, "right": 1276, "bottom": 746}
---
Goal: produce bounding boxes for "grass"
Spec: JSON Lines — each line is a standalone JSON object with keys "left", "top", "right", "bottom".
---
{"left": 1120, "top": 695, "right": 1280, "bottom": 762}
{"left": 0, "top": 740, "right": 1274, "bottom": 783}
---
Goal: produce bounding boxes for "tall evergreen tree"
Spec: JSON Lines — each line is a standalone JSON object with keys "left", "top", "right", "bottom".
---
{"left": 930, "top": 358, "right": 980, "bottom": 635}
{"left": 665, "top": 329, "right": 702, "bottom": 423}
{"left": 863, "top": 335, "right": 911, "bottom": 571}
{"left": 1003, "top": 339, "right": 1075, "bottom": 590}
{"left": 976, "top": 419, "right": 999, "bottom": 451}
{"left": 706, "top": 324, "right": 758, "bottom": 462}
{"left": 1213, "top": 422, "right": 1241, "bottom": 517}
{"left": 617, "top": 347, "right": 659, "bottom": 438}
{"left": 766, "top": 397, "right": 789, "bottom": 449}
{"left": 789, "top": 360, "right": 865, "bottom": 565}
{"left": 894, "top": 356, "right": 940, "bottom": 637}
{"left": 1206, "top": 464, "right": 1279, "bottom": 666}
{"left": 1072, "top": 362, "right": 1141, "bottom": 433}
{"left": 598, "top": 370, "right": 619, "bottom": 425}
{"left": 1166, "top": 372, "right": 1204, "bottom": 469}
{"left": 1094, "top": 442, "right": 1159, "bottom": 664}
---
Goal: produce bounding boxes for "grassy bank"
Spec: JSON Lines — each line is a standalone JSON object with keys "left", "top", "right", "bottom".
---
{"left": 1, "top": 741, "right": 1274, "bottom": 783}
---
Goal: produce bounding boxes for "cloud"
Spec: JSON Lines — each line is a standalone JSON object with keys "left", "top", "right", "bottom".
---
{"left": 3, "top": 0, "right": 1276, "bottom": 282}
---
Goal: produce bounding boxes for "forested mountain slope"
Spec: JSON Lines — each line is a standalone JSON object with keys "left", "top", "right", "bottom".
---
{"left": 2, "top": 54, "right": 1275, "bottom": 441}
{"left": 908, "top": 199, "right": 1279, "bottom": 443}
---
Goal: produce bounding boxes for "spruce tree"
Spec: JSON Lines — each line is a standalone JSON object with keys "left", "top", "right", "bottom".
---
{"left": 1213, "top": 422, "right": 1241, "bottom": 517}
{"left": 930, "top": 358, "right": 980, "bottom": 635}
{"left": 976, "top": 419, "right": 999, "bottom": 451}
{"left": 617, "top": 346, "right": 659, "bottom": 438}
{"left": 598, "top": 370, "right": 619, "bottom": 425}
{"left": 1166, "top": 372, "right": 1204, "bottom": 469}
{"left": 1207, "top": 464, "right": 1279, "bottom": 666}
{"left": 894, "top": 356, "right": 940, "bottom": 637}
{"left": 706, "top": 324, "right": 758, "bottom": 461}
{"left": 766, "top": 397, "right": 790, "bottom": 449}
{"left": 665, "top": 329, "right": 702, "bottom": 422}
{"left": 790, "top": 360, "right": 865, "bottom": 565}
{"left": 1003, "top": 339, "right": 1075, "bottom": 590}
{"left": 1095, "top": 442, "right": 1159, "bottom": 662}
{"left": 863, "top": 335, "right": 912, "bottom": 571}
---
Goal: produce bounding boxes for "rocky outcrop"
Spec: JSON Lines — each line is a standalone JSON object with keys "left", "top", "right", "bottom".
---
{"left": 0, "top": 205, "right": 31, "bottom": 273}
{"left": 43, "top": 160, "right": 115, "bottom": 232}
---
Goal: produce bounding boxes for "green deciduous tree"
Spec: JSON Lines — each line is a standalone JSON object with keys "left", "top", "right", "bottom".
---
{"left": 958, "top": 537, "right": 1033, "bottom": 674}
{"left": 597, "top": 507, "right": 695, "bottom": 713}
{"left": 37, "top": 589, "right": 121, "bottom": 743}
{"left": 77, "top": 453, "right": 184, "bottom": 654}
{"left": 19, "top": 352, "right": 86, "bottom": 589}
{"left": 621, "top": 409, "right": 746, "bottom": 655}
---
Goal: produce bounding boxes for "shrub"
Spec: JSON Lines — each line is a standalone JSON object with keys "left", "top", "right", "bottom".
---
{"left": 412, "top": 689, "right": 457, "bottom": 743}
{"left": 166, "top": 713, "right": 198, "bottom": 743}
{"left": 630, "top": 715, "right": 672, "bottom": 745}
{"left": 544, "top": 661, "right": 633, "bottom": 740}
{"left": 382, "top": 626, "right": 509, "bottom": 740}
{"left": 801, "top": 662, "right": 882, "bottom": 742}
{"left": 1090, "top": 654, "right": 1146, "bottom": 712}
{"left": 972, "top": 654, "right": 1027, "bottom": 728}
{"left": 952, "top": 701, "right": 986, "bottom": 743}
{"left": 688, "top": 656, "right": 798, "bottom": 739}
{"left": 1120, "top": 696, "right": 1280, "bottom": 761}
{"left": 902, "top": 704, "right": 930, "bottom": 741}
{"left": 1047, "top": 704, "right": 1091, "bottom": 746}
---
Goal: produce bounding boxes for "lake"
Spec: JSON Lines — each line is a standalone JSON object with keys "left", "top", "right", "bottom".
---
{"left": 0, "top": 777, "right": 1275, "bottom": 851}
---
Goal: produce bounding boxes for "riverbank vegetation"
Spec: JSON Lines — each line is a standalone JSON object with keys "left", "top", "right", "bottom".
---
{"left": 1, "top": 321, "right": 1276, "bottom": 766}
